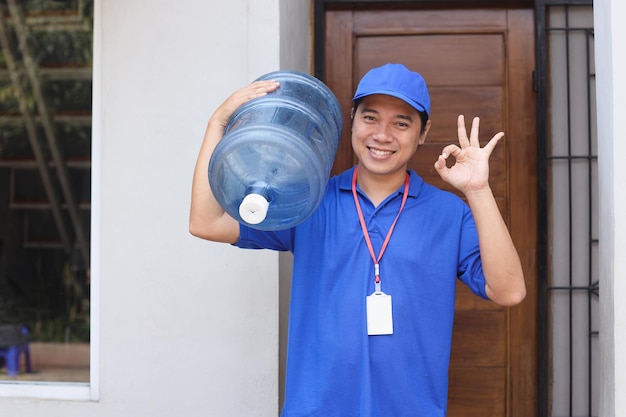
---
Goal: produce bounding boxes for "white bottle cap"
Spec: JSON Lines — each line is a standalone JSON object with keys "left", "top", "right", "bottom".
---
{"left": 239, "top": 193, "right": 269, "bottom": 225}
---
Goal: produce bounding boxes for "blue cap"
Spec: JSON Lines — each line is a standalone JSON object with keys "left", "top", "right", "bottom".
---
{"left": 353, "top": 63, "right": 430, "bottom": 117}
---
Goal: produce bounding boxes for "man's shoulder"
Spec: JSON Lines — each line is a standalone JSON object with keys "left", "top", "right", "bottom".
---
{"left": 327, "top": 167, "right": 355, "bottom": 191}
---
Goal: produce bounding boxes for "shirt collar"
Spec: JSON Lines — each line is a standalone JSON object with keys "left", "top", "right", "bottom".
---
{"left": 338, "top": 165, "right": 424, "bottom": 198}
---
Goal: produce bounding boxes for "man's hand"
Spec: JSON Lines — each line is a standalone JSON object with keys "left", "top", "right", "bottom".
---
{"left": 433, "top": 115, "right": 504, "bottom": 195}
{"left": 210, "top": 80, "right": 280, "bottom": 130}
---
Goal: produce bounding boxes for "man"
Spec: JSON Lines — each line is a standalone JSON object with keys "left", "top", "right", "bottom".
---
{"left": 190, "top": 63, "right": 526, "bottom": 416}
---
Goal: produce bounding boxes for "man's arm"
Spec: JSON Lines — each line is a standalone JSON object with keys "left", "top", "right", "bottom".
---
{"left": 189, "top": 80, "right": 280, "bottom": 243}
{"left": 434, "top": 115, "right": 526, "bottom": 307}
{"left": 462, "top": 186, "right": 527, "bottom": 306}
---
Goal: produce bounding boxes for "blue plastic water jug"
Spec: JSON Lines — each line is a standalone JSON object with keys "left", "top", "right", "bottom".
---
{"left": 208, "top": 70, "right": 343, "bottom": 231}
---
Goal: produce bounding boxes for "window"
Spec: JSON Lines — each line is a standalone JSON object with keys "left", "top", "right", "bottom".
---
{"left": 537, "top": 2, "right": 598, "bottom": 416}
{"left": 0, "top": 0, "right": 93, "bottom": 390}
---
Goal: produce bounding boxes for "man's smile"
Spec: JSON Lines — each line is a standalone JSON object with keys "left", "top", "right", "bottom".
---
{"left": 368, "top": 147, "right": 395, "bottom": 157}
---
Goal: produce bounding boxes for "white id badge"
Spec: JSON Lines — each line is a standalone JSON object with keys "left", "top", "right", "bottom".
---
{"left": 366, "top": 291, "right": 393, "bottom": 335}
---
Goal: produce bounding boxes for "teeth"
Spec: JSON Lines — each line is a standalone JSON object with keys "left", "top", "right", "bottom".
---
{"left": 370, "top": 148, "right": 393, "bottom": 156}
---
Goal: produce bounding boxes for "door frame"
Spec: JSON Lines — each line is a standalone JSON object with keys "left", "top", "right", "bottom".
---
{"left": 313, "top": 1, "right": 538, "bottom": 416}
{"left": 313, "top": 0, "right": 534, "bottom": 81}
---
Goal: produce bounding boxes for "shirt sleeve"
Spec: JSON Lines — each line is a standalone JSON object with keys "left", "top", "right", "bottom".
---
{"left": 457, "top": 206, "right": 490, "bottom": 300}
{"left": 234, "top": 223, "right": 295, "bottom": 252}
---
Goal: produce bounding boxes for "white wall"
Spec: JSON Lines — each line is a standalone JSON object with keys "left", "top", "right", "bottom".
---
{"left": 596, "top": 0, "right": 626, "bottom": 416}
{"left": 0, "top": 0, "right": 311, "bottom": 415}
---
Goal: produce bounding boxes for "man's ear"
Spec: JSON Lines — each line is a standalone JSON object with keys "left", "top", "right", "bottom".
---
{"left": 418, "top": 119, "right": 432, "bottom": 145}
{"left": 350, "top": 107, "right": 355, "bottom": 120}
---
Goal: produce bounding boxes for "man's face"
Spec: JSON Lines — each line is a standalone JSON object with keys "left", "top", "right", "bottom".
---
{"left": 351, "top": 94, "right": 430, "bottom": 179}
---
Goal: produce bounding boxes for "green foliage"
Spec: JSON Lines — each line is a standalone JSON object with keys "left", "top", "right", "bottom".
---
{"left": 0, "top": 0, "right": 93, "bottom": 347}
{"left": 31, "top": 314, "right": 89, "bottom": 343}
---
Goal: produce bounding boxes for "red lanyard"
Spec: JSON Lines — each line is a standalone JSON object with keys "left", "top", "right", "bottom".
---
{"left": 352, "top": 167, "right": 410, "bottom": 291}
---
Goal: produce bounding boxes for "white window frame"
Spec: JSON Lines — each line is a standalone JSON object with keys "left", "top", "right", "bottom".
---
{"left": 0, "top": 0, "right": 101, "bottom": 401}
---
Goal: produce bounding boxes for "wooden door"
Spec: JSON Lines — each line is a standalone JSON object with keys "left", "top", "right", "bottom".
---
{"left": 322, "top": 6, "right": 537, "bottom": 417}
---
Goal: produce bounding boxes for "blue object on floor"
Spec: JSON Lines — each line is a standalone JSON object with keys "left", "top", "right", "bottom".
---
{"left": 0, "top": 326, "right": 32, "bottom": 377}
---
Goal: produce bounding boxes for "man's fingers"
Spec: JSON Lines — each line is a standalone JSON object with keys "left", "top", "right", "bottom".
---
{"left": 441, "top": 143, "right": 461, "bottom": 158}
{"left": 241, "top": 80, "right": 280, "bottom": 100}
{"left": 482, "top": 132, "right": 505, "bottom": 156}
{"left": 459, "top": 115, "right": 503, "bottom": 152}
{"left": 469, "top": 117, "right": 481, "bottom": 147}
{"left": 435, "top": 143, "right": 461, "bottom": 169}
{"left": 434, "top": 153, "right": 450, "bottom": 180}
{"left": 457, "top": 115, "right": 470, "bottom": 147}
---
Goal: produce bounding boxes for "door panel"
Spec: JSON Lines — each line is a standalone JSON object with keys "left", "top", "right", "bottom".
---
{"left": 324, "top": 6, "right": 537, "bottom": 417}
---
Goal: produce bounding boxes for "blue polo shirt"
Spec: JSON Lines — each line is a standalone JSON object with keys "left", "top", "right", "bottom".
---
{"left": 236, "top": 166, "right": 488, "bottom": 417}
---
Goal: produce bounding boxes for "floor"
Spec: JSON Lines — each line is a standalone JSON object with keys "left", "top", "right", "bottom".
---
{"left": 0, "top": 342, "right": 89, "bottom": 382}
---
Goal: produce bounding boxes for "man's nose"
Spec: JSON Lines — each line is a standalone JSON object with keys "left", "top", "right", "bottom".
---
{"left": 372, "top": 123, "right": 392, "bottom": 141}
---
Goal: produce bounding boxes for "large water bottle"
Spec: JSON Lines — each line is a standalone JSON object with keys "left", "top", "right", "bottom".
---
{"left": 208, "top": 70, "right": 343, "bottom": 231}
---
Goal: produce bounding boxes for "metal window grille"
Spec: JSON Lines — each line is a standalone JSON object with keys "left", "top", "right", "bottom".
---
{"left": 536, "top": 1, "right": 597, "bottom": 416}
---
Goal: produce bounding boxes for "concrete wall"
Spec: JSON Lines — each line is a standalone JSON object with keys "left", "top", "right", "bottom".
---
{"left": 0, "top": 0, "right": 310, "bottom": 415}
{"left": 276, "top": 0, "right": 311, "bottom": 408}
{"left": 596, "top": 0, "right": 626, "bottom": 416}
